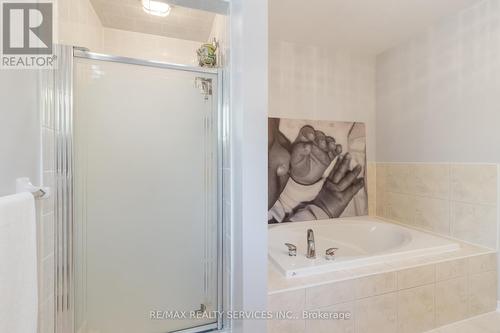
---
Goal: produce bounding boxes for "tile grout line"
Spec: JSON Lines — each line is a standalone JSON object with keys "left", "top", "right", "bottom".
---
{"left": 425, "top": 311, "right": 500, "bottom": 333}
{"left": 496, "top": 164, "right": 499, "bottom": 251}
{"left": 383, "top": 189, "right": 497, "bottom": 207}
{"left": 448, "top": 163, "right": 453, "bottom": 239}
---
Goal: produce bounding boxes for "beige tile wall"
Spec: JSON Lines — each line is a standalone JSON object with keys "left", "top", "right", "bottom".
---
{"left": 268, "top": 254, "right": 498, "bottom": 333}
{"left": 100, "top": 28, "right": 200, "bottom": 65}
{"left": 367, "top": 162, "right": 377, "bottom": 216}
{"left": 56, "top": 0, "right": 212, "bottom": 66}
{"left": 56, "top": 0, "right": 104, "bottom": 51}
{"left": 375, "top": 163, "right": 499, "bottom": 250}
{"left": 269, "top": 41, "right": 377, "bottom": 162}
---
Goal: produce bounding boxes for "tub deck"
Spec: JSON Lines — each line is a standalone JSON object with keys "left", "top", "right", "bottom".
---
{"left": 269, "top": 217, "right": 460, "bottom": 278}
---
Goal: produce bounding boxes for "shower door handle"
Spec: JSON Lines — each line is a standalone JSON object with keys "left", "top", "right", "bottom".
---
{"left": 195, "top": 77, "right": 213, "bottom": 100}
{"left": 194, "top": 303, "right": 207, "bottom": 315}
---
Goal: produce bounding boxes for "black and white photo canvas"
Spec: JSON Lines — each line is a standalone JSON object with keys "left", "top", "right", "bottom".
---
{"left": 268, "top": 118, "right": 368, "bottom": 223}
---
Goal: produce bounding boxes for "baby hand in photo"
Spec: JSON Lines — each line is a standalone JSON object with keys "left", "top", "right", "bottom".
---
{"left": 313, "top": 153, "right": 365, "bottom": 218}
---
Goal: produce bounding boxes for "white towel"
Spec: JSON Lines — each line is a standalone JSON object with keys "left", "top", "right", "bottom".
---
{"left": 0, "top": 193, "right": 38, "bottom": 333}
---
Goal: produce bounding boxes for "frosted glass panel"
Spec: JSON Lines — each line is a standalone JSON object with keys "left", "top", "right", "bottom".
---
{"left": 74, "top": 58, "right": 219, "bottom": 333}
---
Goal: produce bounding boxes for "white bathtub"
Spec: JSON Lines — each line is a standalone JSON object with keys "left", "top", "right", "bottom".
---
{"left": 268, "top": 217, "right": 460, "bottom": 278}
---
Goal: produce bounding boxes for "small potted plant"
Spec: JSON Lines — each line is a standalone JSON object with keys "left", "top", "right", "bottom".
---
{"left": 197, "top": 38, "right": 218, "bottom": 68}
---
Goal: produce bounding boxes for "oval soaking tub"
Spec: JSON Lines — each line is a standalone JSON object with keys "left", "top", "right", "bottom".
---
{"left": 268, "top": 217, "right": 460, "bottom": 278}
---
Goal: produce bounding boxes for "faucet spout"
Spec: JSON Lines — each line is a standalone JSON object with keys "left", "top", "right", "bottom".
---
{"left": 306, "top": 229, "right": 316, "bottom": 259}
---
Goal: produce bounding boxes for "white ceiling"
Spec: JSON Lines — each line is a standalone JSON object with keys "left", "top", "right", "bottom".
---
{"left": 270, "top": 0, "right": 483, "bottom": 55}
{"left": 91, "top": 0, "right": 216, "bottom": 42}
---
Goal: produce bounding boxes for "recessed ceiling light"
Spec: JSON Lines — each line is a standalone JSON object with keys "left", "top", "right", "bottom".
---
{"left": 142, "top": 0, "right": 171, "bottom": 17}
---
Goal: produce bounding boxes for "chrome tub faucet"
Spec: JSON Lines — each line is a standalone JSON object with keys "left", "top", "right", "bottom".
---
{"left": 306, "top": 229, "right": 316, "bottom": 259}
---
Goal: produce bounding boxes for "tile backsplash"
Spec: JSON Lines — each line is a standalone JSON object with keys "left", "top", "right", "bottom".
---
{"left": 375, "top": 163, "right": 498, "bottom": 249}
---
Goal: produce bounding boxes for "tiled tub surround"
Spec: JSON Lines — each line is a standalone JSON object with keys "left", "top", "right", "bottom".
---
{"left": 426, "top": 311, "right": 500, "bottom": 333}
{"left": 375, "top": 163, "right": 498, "bottom": 249}
{"left": 268, "top": 248, "right": 497, "bottom": 333}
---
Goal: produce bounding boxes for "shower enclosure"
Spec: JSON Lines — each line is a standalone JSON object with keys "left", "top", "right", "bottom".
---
{"left": 47, "top": 46, "right": 223, "bottom": 333}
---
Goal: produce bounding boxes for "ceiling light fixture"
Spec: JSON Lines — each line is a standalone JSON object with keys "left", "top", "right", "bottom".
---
{"left": 142, "top": 0, "right": 171, "bottom": 17}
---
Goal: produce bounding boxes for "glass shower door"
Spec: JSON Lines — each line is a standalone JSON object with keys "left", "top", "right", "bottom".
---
{"left": 73, "top": 57, "right": 219, "bottom": 333}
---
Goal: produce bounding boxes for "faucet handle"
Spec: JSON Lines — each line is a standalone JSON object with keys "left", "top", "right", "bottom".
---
{"left": 325, "top": 247, "right": 339, "bottom": 260}
{"left": 285, "top": 243, "right": 297, "bottom": 256}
